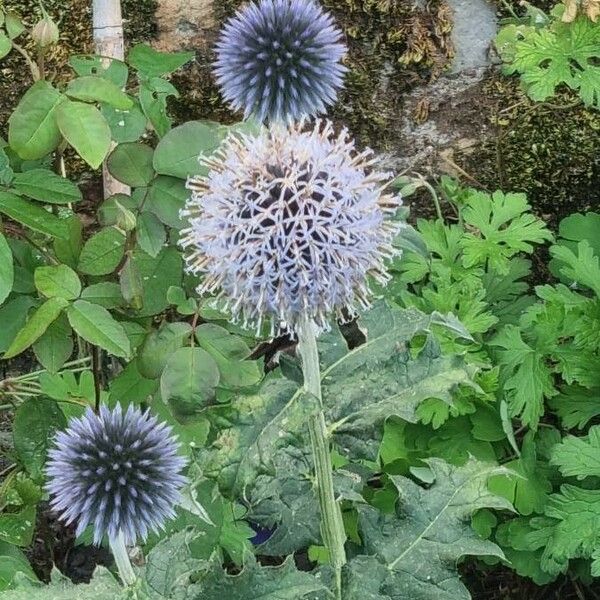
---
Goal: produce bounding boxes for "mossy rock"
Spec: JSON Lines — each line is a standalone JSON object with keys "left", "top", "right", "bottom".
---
{"left": 460, "top": 75, "right": 600, "bottom": 226}
{"left": 169, "top": 0, "right": 454, "bottom": 150}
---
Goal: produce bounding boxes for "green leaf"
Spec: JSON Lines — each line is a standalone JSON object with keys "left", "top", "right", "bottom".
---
{"left": 0, "top": 541, "right": 38, "bottom": 590}
{"left": 0, "top": 32, "right": 11, "bottom": 59}
{"left": 146, "top": 175, "right": 187, "bottom": 228}
{"left": 69, "top": 54, "right": 128, "bottom": 87}
{"left": 119, "top": 254, "right": 144, "bottom": 310}
{"left": 34, "top": 265, "right": 81, "bottom": 300}
{"left": 77, "top": 227, "right": 126, "bottom": 275}
{"left": 138, "top": 321, "right": 192, "bottom": 379}
{"left": 0, "top": 192, "right": 69, "bottom": 239}
{"left": 139, "top": 78, "right": 178, "bottom": 138}
{"left": 101, "top": 102, "right": 147, "bottom": 144}
{"left": 0, "top": 147, "right": 14, "bottom": 186}
{"left": 13, "top": 398, "right": 66, "bottom": 480}
{"left": 550, "top": 240, "right": 600, "bottom": 298}
{"left": 12, "top": 169, "right": 82, "bottom": 204}
{"left": 132, "top": 247, "right": 183, "bottom": 316}
{"left": 490, "top": 325, "right": 557, "bottom": 429}
{"left": 55, "top": 100, "right": 111, "bottom": 169}
{"left": 53, "top": 215, "right": 82, "bottom": 268}
{"left": 160, "top": 347, "right": 220, "bottom": 417}
{"left": 0, "top": 506, "right": 36, "bottom": 547}
{"left": 32, "top": 314, "right": 73, "bottom": 373}
{"left": 4, "top": 297, "right": 68, "bottom": 358}
{"left": 66, "top": 300, "right": 131, "bottom": 358}
{"left": 80, "top": 282, "right": 123, "bottom": 309}
{"left": 8, "top": 81, "right": 64, "bottom": 160}
{"left": 106, "top": 142, "right": 155, "bottom": 187}
{"left": 190, "top": 556, "right": 327, "bottom": 600}
{"left": 65, "top": 76, "right": 133, "bottom": 110}
{"left": 0, "top": 296, "right": 37, "bottom": 353}
{"left": 460, "top": 191, "right": 552, "bottom": 275}
{"left": 4, "top": 12, "right": 25, "bottom": 40}
{"left": 128, "top": 44, "right": 194, "bottom": 78}
{"left": 137, "top": 212, "right": 166, "bottom": 258}
{"left": 196, "top": 323, "right": 262, "bottom": 389}
{"left": 511, "top": 17, "right": 600, "bottom": 107}
{"left": 0, "top": 232, "right": 14, "bottom": 304}
{"left": 153, "top": 120, "right": 223, "bottom": 179}
{"left": 1, "top": 567, "right": 123, "bottom": 599}
{"left": 551, "top": 425, "right": 600, "bottom": 480}
{"left": 548, "top": 385, "right": 600, "bottom": 429}
{"left": 353, "top": 459, "right": 512, "bottom": 600}
{"left": 109, "top": 360, "right": 158, "bottom": 405}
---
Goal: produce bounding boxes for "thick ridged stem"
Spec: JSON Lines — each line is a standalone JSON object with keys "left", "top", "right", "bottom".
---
{"left": 297, "top": 316, "right": 346, "bottom": 600}
{"left": 109, "top": 530, "right": 136, "bottom": 587}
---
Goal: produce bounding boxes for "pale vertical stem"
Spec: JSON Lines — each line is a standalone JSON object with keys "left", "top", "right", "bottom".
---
{"left": 297, "top": 316, "right": 346, "bottom": 600}
{"left": 92, "top": 0, "right": 130, "bottom": 198}
{"left": 109, "top": 530, "right": 136, "bottom": 586}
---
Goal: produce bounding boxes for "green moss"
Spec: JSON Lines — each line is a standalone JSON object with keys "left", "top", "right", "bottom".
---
{"left": 460, "top": 76, "right": 600, "bottom": 226}
{"left": 169, "top": 0, "right": 453, "bottom": 150}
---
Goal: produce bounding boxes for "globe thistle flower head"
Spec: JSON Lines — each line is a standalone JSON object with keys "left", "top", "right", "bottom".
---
{"left": 214, "top": 0, "right": 347, "bottom": 123}
{"left": 45, "top": 404, "right": 187, "bottom": 546}
{"left": 180, "top": 120, "right": 402, "bottom": 336}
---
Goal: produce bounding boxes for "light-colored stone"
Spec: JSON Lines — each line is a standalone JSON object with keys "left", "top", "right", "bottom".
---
{"left": 447, "top": 0, "right": 497, "bottom": 72}
{"left": 154, "top": 0, "right": 215, "bottom": 52}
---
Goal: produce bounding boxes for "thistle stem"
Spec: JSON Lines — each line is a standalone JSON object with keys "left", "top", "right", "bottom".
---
{"left": 109, "top": 531, "right": 136, "bottom": 587}
{"left": 297, "top": 316, "right": 346, "bottom": 600}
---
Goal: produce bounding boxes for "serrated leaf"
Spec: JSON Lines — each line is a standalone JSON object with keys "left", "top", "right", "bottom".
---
{"left": 353, "top": 459, "right": 512, "bottom": 600}
{"left": 551, "top": 425, "right": 600, "bottom": 479}
{"left": 80, "top": 282, "right": 123, "bottom": 309}
{"left": 12, "top": 168, "right": 82, "bottom": 204}
{"left": 66, "top": 300, "right": 131, "bottom": 358}
{"left": 1, "top": 567, "right": 123, "bottom": 599}
{"left": 4, "top": 297, "right": 68, "bottom": 358}
{"left": 460, "top": 191, "right": 552, "bottom": 275}
{"left": 550, "top": 240, "right": 600, "bottom": 297}
{"left": 8, "top": 81, "right": 64, "bottom": 160}
{"left": 548, "top": 385, "right": 600, "bottom": 429}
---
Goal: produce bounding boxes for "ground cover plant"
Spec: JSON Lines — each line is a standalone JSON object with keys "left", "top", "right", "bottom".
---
{"left": 0, "top": 0, "right": 599, "bottom": 598}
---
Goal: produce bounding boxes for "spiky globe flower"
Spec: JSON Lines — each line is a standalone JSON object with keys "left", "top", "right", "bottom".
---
{"left": 45, "top": 404, "right": 187, "bottom": 545}
{"left": 180, "top": 120, "right": 402, "bottom": 335}
{"left": 214, "top": 0, "right": 347, "bottom": 123}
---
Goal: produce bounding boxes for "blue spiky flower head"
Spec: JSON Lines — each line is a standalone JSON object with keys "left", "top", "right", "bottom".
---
{"left": 45, "top": 404, "right": 187, "bottom": 546}
{"left": 214, "top": 0, "right": 347, "bottom": 123}
{"left": 180, "top": 120, "right": 402, "bottom": 335}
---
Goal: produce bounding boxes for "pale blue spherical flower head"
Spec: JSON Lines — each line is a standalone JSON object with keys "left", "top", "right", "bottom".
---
{"left": 214, "top": 0, "right": 347, "bottom": 123}
{"left": 180, "top": 121, "right": 402, "bottom": 336}
{"left": 45, "top": 404, "right": 187, "bottom": 546}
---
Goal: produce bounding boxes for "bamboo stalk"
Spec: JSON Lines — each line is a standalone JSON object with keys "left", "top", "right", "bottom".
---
{"left": 92, "top": 0, "right": 130, "bottom": 198}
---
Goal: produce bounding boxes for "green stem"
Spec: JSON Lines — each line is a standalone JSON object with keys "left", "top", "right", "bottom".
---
{"left": 297, "top": 316, "right": 346, "bottom": 600}
{"left": 109, "top": 531, "right": 136, "bottom": 587}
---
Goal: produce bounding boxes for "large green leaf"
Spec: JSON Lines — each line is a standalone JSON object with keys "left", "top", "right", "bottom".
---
{"left": 34, "top": 264, "right": 81, "bottom": 300}
{"left": 146, "top": 176, "right": 187, "bottom": 229}
{"left": 138, "top": 321, "right": 192, "bottom": 379}
{"left": 8, "top": 81, "right": 64, "bottom": 160}
{"left": 13, "top": 398, "right": 66, "bottom": 480}
{"left": 0, "top": 192, "right": 69, "bottom": 239}
{"left": 153, "top": 121, "right": 223, "bottom": 179}
{"left": 128, "top": 44, "right": 194, "bottom": 78}
{"left": 349, "top": 459, "right": 512, "bottom": 600}
{"left": 55, "top": 100, "right": 111, "bottom": 169}
{"left": 4, "top": 297, "right": 68, "bottom": 358}
{"left": 160, "top": 347, "right": 220, "bottom": 418}
{"left": 0, "top": 296, "right": 37, "bottom": 353}
{"left": 107, "top": 142, "right": 155, "bottom": 187}
{"left": 65, "top": 76, "right": 133, "bottom": 110}
{"left": 32, "top": 313, "right": 73, "bottom": 373}
{"left": 66, "top": 300, "right": 131, "bottom": 358}
{"left": 0, "top": 541, "right": 38, "bottom": 591}
{"left": 0, "top": 231, "right": 14, "bottom": 304}
{"left": 69, "top": 55, "right": 129, "bottom": 87}
{"left": 77, "top": 227, "right": 126, "bottom": 276}
{"left": 2, "top": 567, "right": 123, "bottom": 599}
{"left": 12, "top": 169, "right": 82, "bottom": 204}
